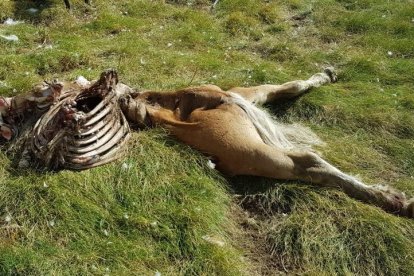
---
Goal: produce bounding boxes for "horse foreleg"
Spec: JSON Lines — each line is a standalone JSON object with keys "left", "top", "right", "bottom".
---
{"left": 234, "top": 144, "right": 414, "bottom": 218}
{"left": 227, "top": 68, "right": 336, "bottom": 105}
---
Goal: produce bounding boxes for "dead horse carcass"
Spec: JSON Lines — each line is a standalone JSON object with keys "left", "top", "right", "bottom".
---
{"left": 0, "top": 69, "right": 413, "bottom": 219}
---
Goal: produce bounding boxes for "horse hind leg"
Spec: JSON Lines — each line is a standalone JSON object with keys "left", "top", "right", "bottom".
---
{"left": 286, "top": 151, "right": 414, "bottom": 217}
{"left": 235, "top": 144, "right": 414, "bottom": 218}
{"left": 227, "top": 67, "right": 336, "bottom": 105}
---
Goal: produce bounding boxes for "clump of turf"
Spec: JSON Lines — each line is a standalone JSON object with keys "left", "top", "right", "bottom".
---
{"left": 0, "top": 132, "right": 247, "bottom": 274}
{"left": 236, "top": 179, "right": 414, "bottom": 274}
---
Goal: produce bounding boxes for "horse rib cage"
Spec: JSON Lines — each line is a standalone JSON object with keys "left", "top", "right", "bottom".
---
{"left": 28, "top": 70, "right": 130, "bottom": 170}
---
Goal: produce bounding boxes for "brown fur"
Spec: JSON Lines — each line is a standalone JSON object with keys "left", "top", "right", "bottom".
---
{"left": 119, "top": 69, "right": 414, "bottom": 218}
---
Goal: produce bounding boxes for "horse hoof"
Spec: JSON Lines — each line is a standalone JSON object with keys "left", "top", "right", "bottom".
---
{"left": 324, "top": 67, "right": 337, "bottom": 83}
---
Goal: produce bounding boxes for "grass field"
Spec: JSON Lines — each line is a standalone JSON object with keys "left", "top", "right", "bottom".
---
{"left": 0, "top": 0, "right": 414, "bottom": 275}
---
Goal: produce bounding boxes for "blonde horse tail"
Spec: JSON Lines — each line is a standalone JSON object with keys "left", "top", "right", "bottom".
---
{"left": 228, "top": 92, "right": 323, "bottom": 150}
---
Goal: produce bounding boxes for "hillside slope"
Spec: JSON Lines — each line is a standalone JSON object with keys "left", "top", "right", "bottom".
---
{"left": 0, "top": 0, "right": 413, "bottom": 275}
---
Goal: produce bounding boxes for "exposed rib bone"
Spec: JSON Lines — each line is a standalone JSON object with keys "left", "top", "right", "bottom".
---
{"left": 76, "top": 117, "right": 109, "bottom": 136}
{"left": 70, "top": 114, "right": 118, "bottom": 145}
{"left": 81, "top": 93, "right": 116, "bottom": 119}
{"left": 83, "top": 103, "right": 113, "bottom": 127}
{"left": 67, "top": 120, "right": 127, "bottom": 158}
{"left": 65, "top": 131, "right": 130, "bottom": 169}
{"left": 67, "top": 120, "right": 121, "bottom": 153}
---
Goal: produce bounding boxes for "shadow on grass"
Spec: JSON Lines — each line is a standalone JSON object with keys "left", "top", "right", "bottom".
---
{"left": 11, "top": 0, "right": 94, "bottom": 25}
{"left": 228, "top": 175, "right": 303, "bottom": 217}
{"left": 12, "top": 0, "right": 55, "bottom": 22}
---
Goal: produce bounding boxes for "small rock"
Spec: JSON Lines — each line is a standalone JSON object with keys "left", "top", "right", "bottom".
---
{"left": 27, "top": 8, "right": 39, "bottom": 14}
{"left": 18, "top": 158, "right": 30, "bottom": 168}
{"left": 387, "top": 51, "right": 393, "bottom": 57}
{"left": 76, "top": 76, "right": 90, "bottom": 87}
{"left": 207, "top": 160, "right": 216, "bottom": 169}
{"left": 3, "top": 18, "right": 23, "bottom": 26}
{"left": 43, "top": 182, "right": 49, "bottom": 188}
{"left": 0, "top": 35, "right": 19, "bottom": 42}
{"left": 4, "top": 215, "right": 11, "bottom": 223}
{"left": 167, "top": 43, "right": 173, "bottom": 47}
{"left": 121, "top": 162, "right": 130, "bottom": 170}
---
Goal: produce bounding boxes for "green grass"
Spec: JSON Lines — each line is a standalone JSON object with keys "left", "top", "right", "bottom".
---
{"left": 0, "top": 0, "right": 413, "bottom": 274}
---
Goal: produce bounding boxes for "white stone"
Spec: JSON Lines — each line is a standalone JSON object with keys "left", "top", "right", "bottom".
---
{"left": 3, "top": 18, "right": 23, "bottom": 25}
{"left": 0, "top": 35, "right": 19, "bottom": 42}
{"left": 207, "top": 160, "right": 216, "bottom": 169}
{"left": 27, "top": 8, "right": 39, "bottom": 14}
{"left": 76, "top": 76, "right": 90, "bottom": 87}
